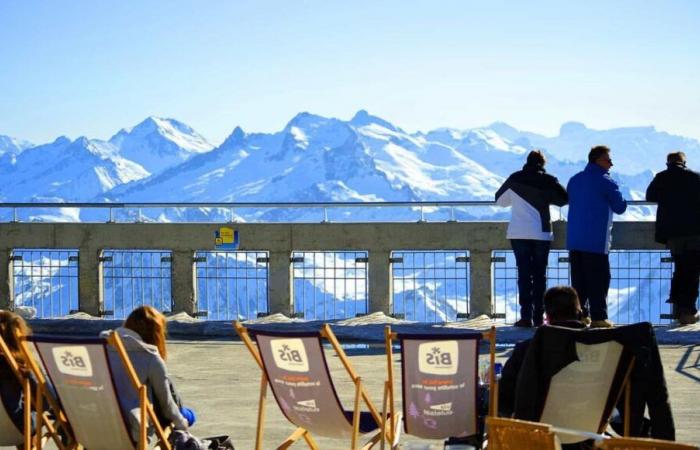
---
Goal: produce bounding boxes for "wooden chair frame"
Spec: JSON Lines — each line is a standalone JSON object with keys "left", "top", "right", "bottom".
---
{"left": 382, "top": 325, "right": 498, "bottom": 449}
{"left": 596, "top": 436, "right": 698, "bottom": 450}
{"left": 485, "top": 417, "right": 561, "bottom": 450}
{"left": 1, "top": 330, "right": 74, "bottom": 450}
{"left": 234, "top": 321, "right": 385, "bottom": 450}
{"left": 18, "top": 331, "right": 172, "bottom": 450}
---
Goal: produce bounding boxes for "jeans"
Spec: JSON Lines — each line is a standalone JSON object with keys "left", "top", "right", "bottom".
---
{"left": 569, "top": 250, "right": 610, "bottom": 321}
{"left": 511, "top": 239, "right": 550, "bottom": 324}
{"left": 668, "top": 237, "right": 700, "bottom": 316}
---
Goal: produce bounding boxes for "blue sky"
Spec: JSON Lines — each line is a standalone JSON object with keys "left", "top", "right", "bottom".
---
{"left": 1, "top": 0, "right": 698, "bottom": 144}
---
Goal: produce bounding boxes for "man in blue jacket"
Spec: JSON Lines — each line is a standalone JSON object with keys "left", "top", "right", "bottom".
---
{"left": 567, "top": 145, "right": 627, "bottom": 328}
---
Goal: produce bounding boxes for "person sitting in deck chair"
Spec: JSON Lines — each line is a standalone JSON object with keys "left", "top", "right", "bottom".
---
{"left": 101, "top": 306, "right": 195, "bottom": 439}
{"left": 499, "top": 286, "right": 586, "bottom": 418}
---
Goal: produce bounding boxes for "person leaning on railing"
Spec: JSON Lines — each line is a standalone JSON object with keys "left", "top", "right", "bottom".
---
{"left": 646, "top": 151, "right": 700, "bottom": 325}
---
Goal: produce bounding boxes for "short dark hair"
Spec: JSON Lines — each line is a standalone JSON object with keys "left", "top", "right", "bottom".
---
{"left": 526, "top": 150, "right": 546, "bottom": 167}
{"left": 544, "top": 286, "right": 582, "bottom": 322}
{"left": 667, "top": 151, "right": 687, "bottom": 165}
{"left": 588, "top": 145, "right": 610, "bottom": 163}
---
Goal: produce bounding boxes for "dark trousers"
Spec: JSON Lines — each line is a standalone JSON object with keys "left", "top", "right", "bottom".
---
{"left": 668, "top": 237, "right": 700, "bottom": 316}
{"left": 569, "top": 250, "right": 610, "bottom": 321}
{"left": 511, "top": 239, "right": 550, "bottom": 324}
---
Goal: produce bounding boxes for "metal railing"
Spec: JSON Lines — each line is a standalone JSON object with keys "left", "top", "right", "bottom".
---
{"left": 101, "top": 249, "right": 173, "bottom": 318}
{"left": 10, "top": 249, "right": 79, "bottom": 318}
{"left": 194, "top": 250, "right": 269, "bottom": 320}
{"left": 491, "top": 249, "right": 686, "bottom": 325}
{"left": 291, "top": 251, "right": 369, "bottom": 320}
{"left": 391, "top": 250, "right": 470, "bottom": 322}
{"left": 0, "top": 200, "right": 655, "bottom": 223}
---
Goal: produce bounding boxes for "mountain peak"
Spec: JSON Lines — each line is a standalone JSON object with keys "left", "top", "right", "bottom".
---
{"left": 559, "top": 121, "right": 588, "bottom": 136}
{"left": 221, "top": 126, "right": 246, "bottom": 148}
{"left": 349, "top": 109, "right": 397, "bottom": 131}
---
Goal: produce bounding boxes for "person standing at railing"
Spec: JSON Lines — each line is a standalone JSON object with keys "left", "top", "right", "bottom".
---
{"left": 495, "top": 150, "right": 568, "bottom": 327}
{"left": 567, "top": 145, "right": 627, "bottom": 328}
{"left": 646, "top": 151, "right": 700, "bottom": 325}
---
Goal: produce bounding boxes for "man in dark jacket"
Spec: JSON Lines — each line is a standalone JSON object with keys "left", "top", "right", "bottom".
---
{"left": 567, "top": 146, "right": 627, "bottom": 328}
{"left": 646, "top": 152, "right": 700, "bottom": 325}
{"left": 499, "top": 286, "right": 585, "bottom": 417}
{"left": 495, "top": 150, "right": 568, "bottom": 327}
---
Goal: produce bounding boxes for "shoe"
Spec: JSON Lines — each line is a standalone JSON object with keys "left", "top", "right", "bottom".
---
{"left": 677, "top": 313, "right": 700, "bottom": 325}
{"left": 590, "top": 319, "right": 614, "bottom": 329}
{"left": 513, "top": 318, "right": 533, "bottom": 328}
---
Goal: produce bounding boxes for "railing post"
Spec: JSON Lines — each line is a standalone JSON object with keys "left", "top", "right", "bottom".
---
{"left": 268, "top": 251, "right": 293, "bottom": 315}
{"left": 368, "top": 250, "right": 392, "bottom": 315}
{"left": 79, "top": 247, "right": 101, "bottom": 316}
{"left": 171, "top": 250, "right": 196, "bottom": 316}
{"left": 0, "top": 248, "right": 10, "bottom": 310}
{"left": 468, "top": 250, "right": 493, "bottom": 317}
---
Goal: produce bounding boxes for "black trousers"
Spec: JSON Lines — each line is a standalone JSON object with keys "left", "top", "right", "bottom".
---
{"left": 668, "top": 237, "right": 700, "bottom": 316}
{"left": 569, "top": 250, "right": 610, "bottom": 321}
{"left": 511, "top": 239, "right": 550, "bottom": 324}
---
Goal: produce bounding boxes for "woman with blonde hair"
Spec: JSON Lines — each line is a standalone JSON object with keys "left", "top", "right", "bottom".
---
{"left": 104, "top": 306, "right": 195, "bottom": 441}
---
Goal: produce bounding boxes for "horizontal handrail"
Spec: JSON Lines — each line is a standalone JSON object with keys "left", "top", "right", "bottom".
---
{"left": 0, "top": 200, "right": 656, "bottom": 208}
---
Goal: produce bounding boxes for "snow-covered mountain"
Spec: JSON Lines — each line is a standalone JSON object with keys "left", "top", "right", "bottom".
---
{"left": 109, "top": 116, "right": 213, "bottom": 174}
{"left": 0, "top": 136, "right": 148, "bottom": 202}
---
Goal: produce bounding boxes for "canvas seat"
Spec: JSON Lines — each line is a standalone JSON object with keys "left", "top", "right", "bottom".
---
{"left": 23, "top": 332, "right": 171, "bottom": 450}
{"left": 234, "top": 322, "right": 386, "bottom": 450}
{"left": 382, "top": 326, "right": 498, "bottom": 449}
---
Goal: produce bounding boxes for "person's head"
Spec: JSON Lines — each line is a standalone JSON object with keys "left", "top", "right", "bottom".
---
{"left": 544, "top": 286, "right": 583, "bottom": 323}
{"left": 0, "top": 310, "right": 31, "bottom": 365}
{"left": 588, "top": 145, "right": 613, "bottom": 170}
{"left": 526, "top": 150, "right": 546, "bottom": 168}
{"left": 667, "top": 151, "right": 687, "bottom": 167}
{"left": 124, "top": 306, "right": 168, "bottom": 360}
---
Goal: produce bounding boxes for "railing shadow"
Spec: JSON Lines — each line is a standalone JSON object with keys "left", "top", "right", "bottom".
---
{"left": 675, "top": 345, "right": 700, "bottom": 383}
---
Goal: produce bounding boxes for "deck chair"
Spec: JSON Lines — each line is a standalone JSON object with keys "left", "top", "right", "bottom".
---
{"left": 485, "top": 417, "right": 561, "bottom": 450}
{"left": 382, "top": 326, "right": 498, "bottom": 449}
{"left": 0, "top": 332, "right": 32, "bottom": 449}
{"left": 22, "top": 332, "right": 172, "bottom": 450}
{"left": 597, "top": 437, "right": 698, "bottom": 450}
{"left": 514, "top": 325, "right": 636, "bottom": 446}
{"left": 1, "top": 331, "right": 73, "bottom": 450}
{"left": 234, "top": 322, "right": 385, "bottom": 450}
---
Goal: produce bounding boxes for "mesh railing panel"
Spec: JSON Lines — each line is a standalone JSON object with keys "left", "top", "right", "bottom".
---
{"left": 391, "top": 250, "right": 470, "bottom": 322}
{"left": 194, "top": 251, "right": 269, "bottom": 320}
{"left": 101, "top": 249, "right": 172, "bottom": 319}
{"left": 11, "top": 249, "right": 79, "bottom": 318}
{"left": 292, "top": 251, "right": 368, "bottom": 320}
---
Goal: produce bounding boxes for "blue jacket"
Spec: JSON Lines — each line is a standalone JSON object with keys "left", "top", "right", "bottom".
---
{"left": 567, "top": 163, "right": 627, "bottom": 254}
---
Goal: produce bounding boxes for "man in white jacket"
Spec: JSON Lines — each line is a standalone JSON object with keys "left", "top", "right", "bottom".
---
{"left": 495, "top": 150, "right": 568, "bottom": 327}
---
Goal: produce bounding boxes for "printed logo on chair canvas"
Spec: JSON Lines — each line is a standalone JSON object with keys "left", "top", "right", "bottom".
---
{"left": 52, "top": 346, "right": 93, "bottom": 377}
{"left": 418, "top": 341, "right": 458, "bottom": 375}
{"left": 270, "top": 339, "right": 309, "bottom": 372}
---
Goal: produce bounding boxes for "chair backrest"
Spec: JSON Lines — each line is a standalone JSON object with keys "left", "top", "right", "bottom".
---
{"left": 486, "top": 417, "right": 561, "bottom": 450}
{"left": 30, "top": 335, "right": 136, "bottom": 450}
{"left": 540, "top": 340, "right": 628, "bottom": 444}
{"left": 399, "top": 333, "right": 480, "bottom": 440}
{"left": 0, "top": 335, "right": 26, "bottom": 446}
{"left": 598, "top": 437, "right": 698, "bottom": 450}
{"left": 254, "top": 330, "right": 355, "bottom": 438}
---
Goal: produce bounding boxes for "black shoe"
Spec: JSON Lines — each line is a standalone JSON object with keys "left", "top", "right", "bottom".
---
{"left": 513, "top": 318, "right": 533, "bottom": 328}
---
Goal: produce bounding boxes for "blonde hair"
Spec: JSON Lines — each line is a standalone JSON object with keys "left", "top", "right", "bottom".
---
{"left": 0, "top": 310, "right": 31, "bottom": 367}
{"left": 124, "top": 306, "right": 168, "bottom": 360}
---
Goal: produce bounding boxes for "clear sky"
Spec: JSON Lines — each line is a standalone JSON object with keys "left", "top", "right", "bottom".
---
{"left": 1, "top": 0, "right": 698, "bottom": 145}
